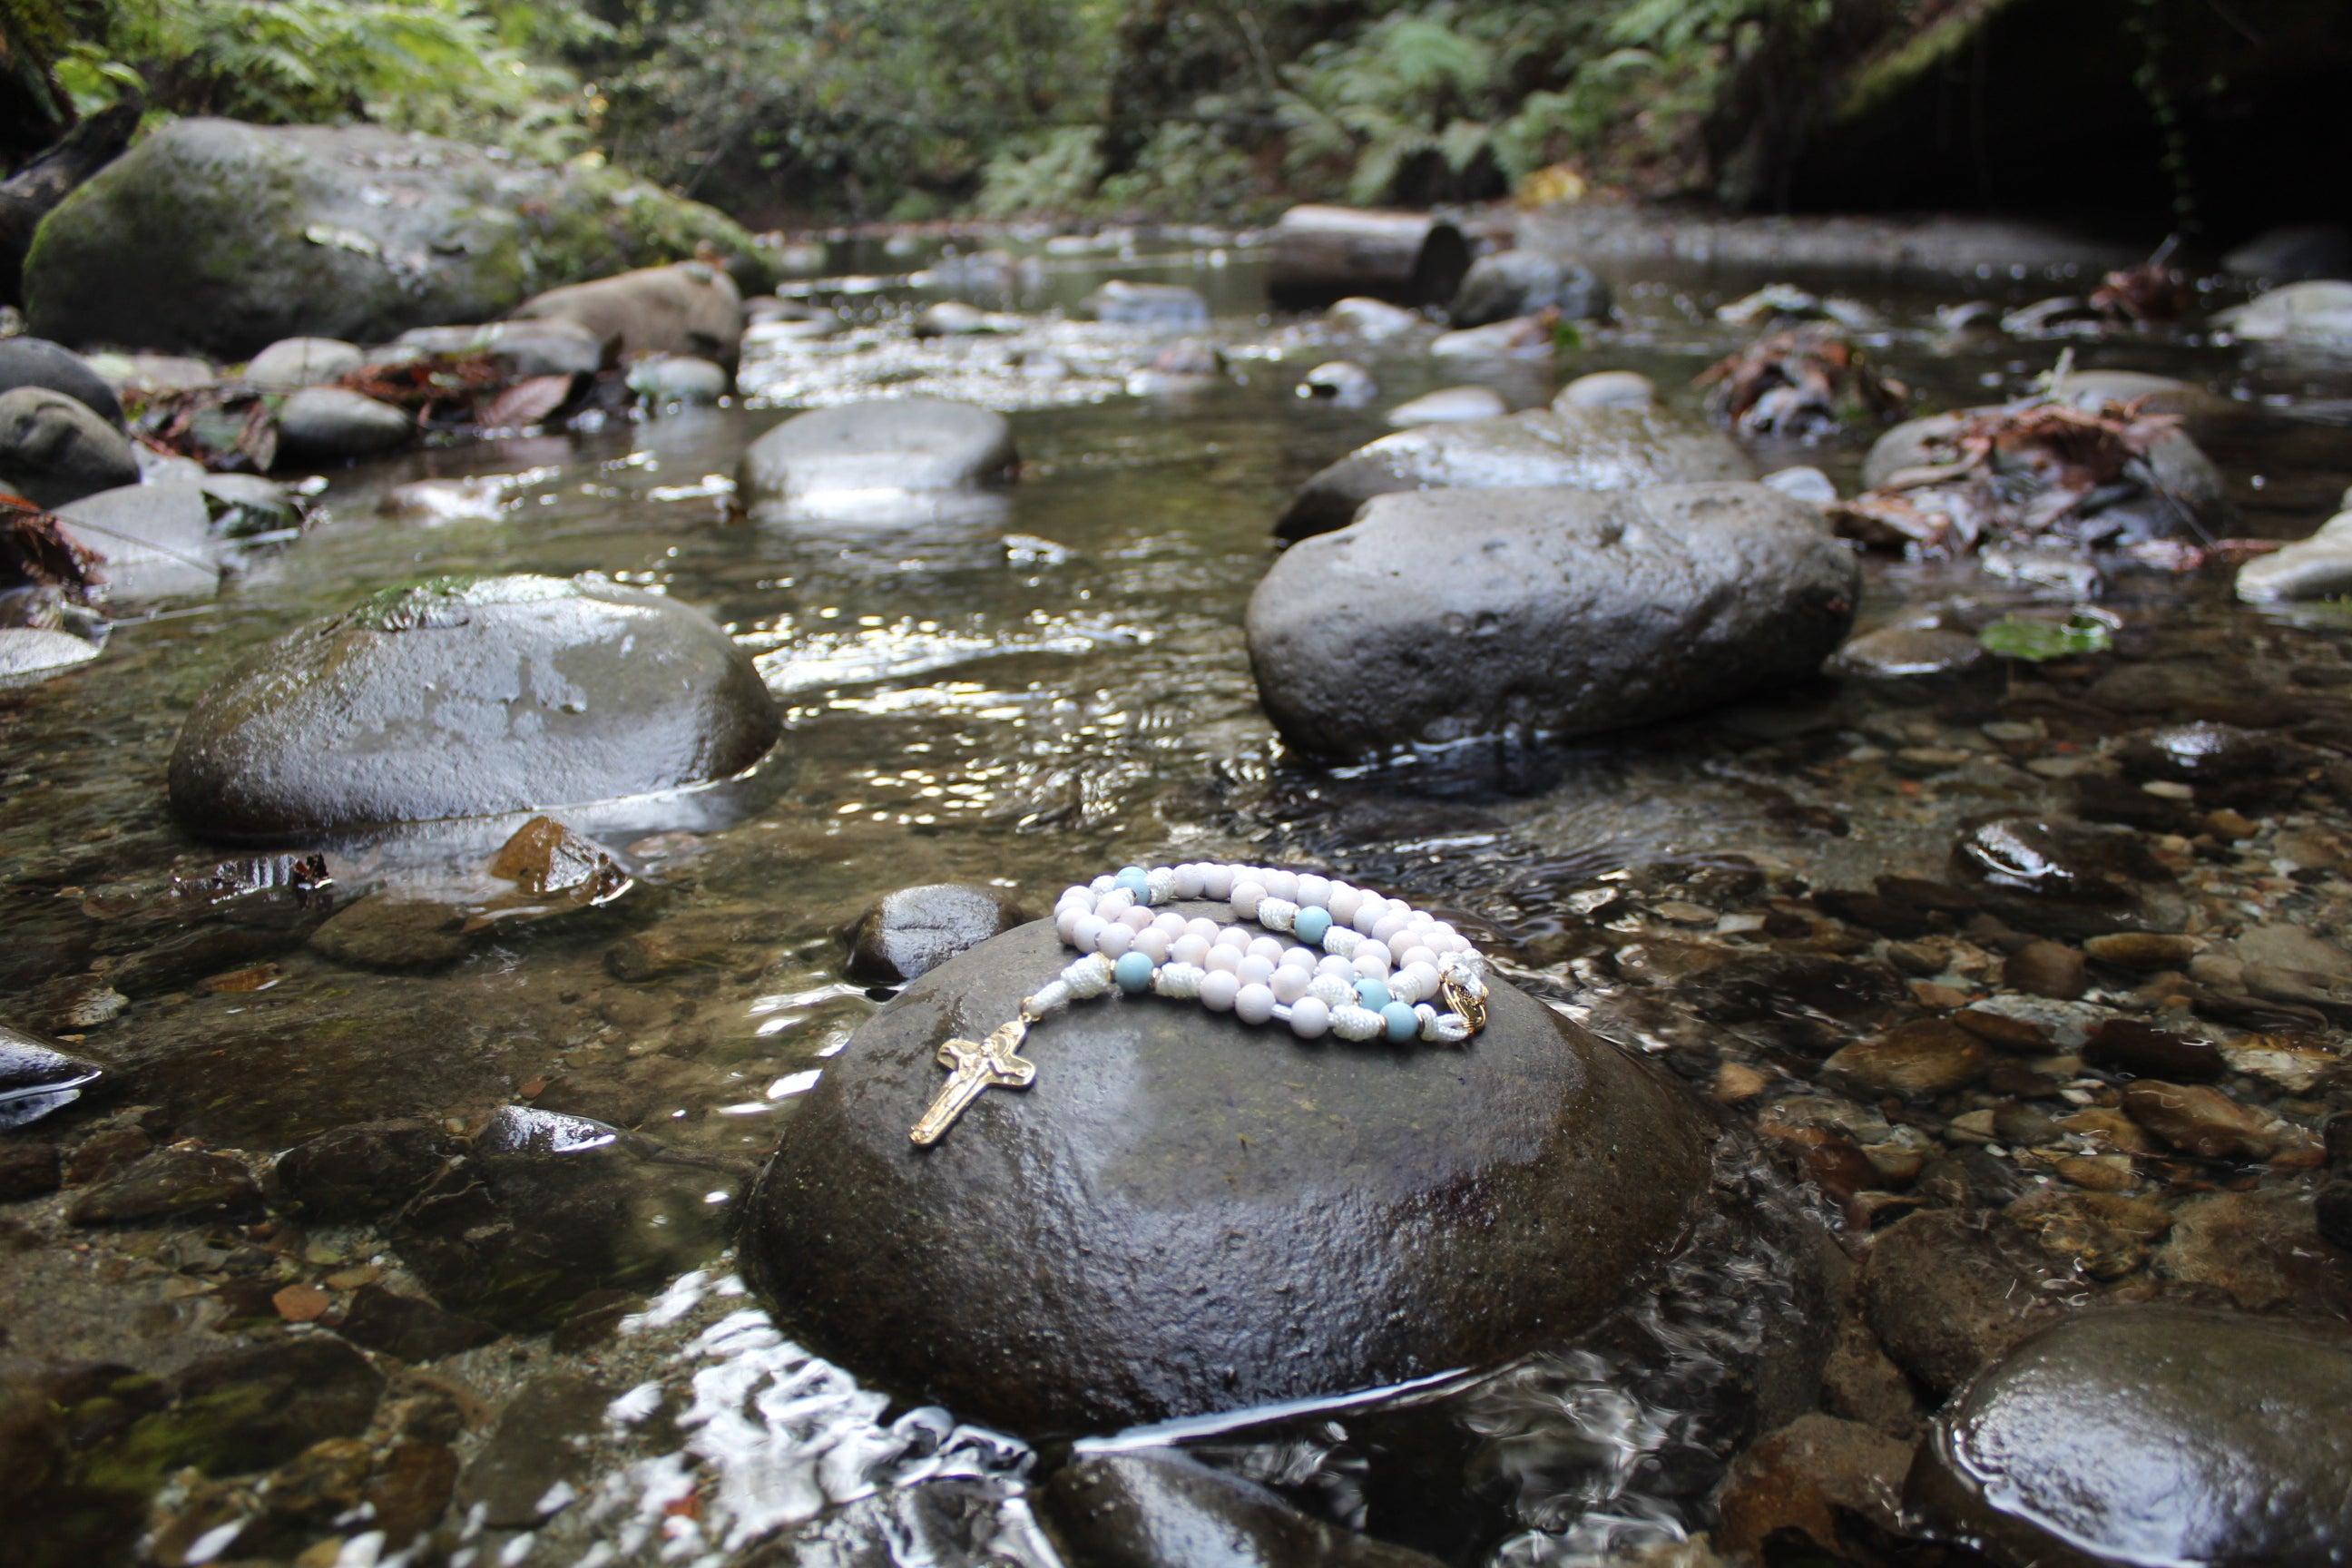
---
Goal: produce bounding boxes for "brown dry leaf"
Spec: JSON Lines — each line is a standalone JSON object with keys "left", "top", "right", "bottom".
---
{"left": 478, "top": 374, "right": 576, "bottom": 430}
{"left": 1, "top": 496, "right": 102, "bottom": 593}
{"left": 201, "top": 964, "right": 282, "bottom": 994}
{"left": 273, "top": 1283, "right": 331, "bottom": 1323}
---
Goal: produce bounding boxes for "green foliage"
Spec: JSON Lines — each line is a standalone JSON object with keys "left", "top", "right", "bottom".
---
{"left": 41, "top": 0, "right": 599, "bottom": 162}
{"left": 1094, "top": 117, "right": 1269, "bottom": 220}
{"left": 976, "top": 126, "right": 1106, "bottom": 218}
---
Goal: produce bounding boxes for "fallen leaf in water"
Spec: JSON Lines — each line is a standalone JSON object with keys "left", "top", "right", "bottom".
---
{"left": 478, "top": 374, "right": 576, "bottom": 430}
{"left": 272, "top": 1283, "right": 331, "bottom": 1323}
{"left": 201, "top": 964, "right": 282, "bottom": 994}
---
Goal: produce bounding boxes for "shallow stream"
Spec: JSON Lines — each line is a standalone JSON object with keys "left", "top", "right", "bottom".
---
{"left": 7, "top": 229, "right": 2352, "bottom": 1568}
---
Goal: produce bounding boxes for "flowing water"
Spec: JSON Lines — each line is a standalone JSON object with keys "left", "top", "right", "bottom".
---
{"left": 6, "top": 227, "right": 2352, "bottom": 1567}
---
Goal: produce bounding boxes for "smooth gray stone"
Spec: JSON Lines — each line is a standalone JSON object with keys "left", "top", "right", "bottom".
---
{"left": 1252, "top": 483, "right": 1856, "bottom": 758}
{"left": 1448, "top": 250, "right": 1607, "bottom": 328}
{"left": 54, "top": 479, "right": 220, "bottom": 600}
{"left": 167, "top": 573, "right": 783, "bottom": 841}
{"left": 626, "top": 354, "right": 729, "bottom": 405}
{"left": 1554, "top": 369, "right": 1654, "bottom": 409}
{"left": 23, "top": 118, "right": 766, "bottom": 358}
{"left": 1947, "top": 815, "right": 2190, "bottom": 939}
{"left": 738, "top": 397, "right": 1015, "bottom": 523}
{"left": 0, "top": 626, "right": 100, "bottom": 680}
{"left": 1298, "top": 359, "right": 1377, "bottom": 407}
{"left": 1275, "top": 406, "right": 1751, "bottom": 541}
{"left": 1083, "top": 279, "right": 1209, "bottom": 328}
{"left": 1909, "top": 1307, "right": 2352, "bottom": 1568}
{"left": 509, "top": 260, "right": 743, "bottom": 373}
{"left": 0, "top": 385, "right": 138, "bottom": 507}
{"left": 742, "top": 907, "right": 1710, "bottom": 1436}
{"left": 842, "top": 883, "right": 1027, "bottom": 983}
{"left": 1039, "top": 1452, "right": 1446, "bottom": 1568}
{"left": 1326, "top": 296, "right": 1426, "bottom": 340}
{"left": 0, "top": 336, "right": 123, "bottom": 424}
{"left": 1828, "top": 627, "right": 1990, "bottom": 682}
{"left": 2217, "top": 279, "right": 2352, "bottom": 344}
{"left": 244, "top": 335, "right": 361, "bottom": 390}
{"left": 275, "top": 387, "right": 413, "bottom": 459}
{"left": 2238, "top": 512, "right": 2352, "bottom": 602}
{"left": 1385, "top": 386, "right": 1506, "bottom": 426}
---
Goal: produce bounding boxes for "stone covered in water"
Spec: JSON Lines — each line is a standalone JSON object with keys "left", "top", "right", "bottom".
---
{"left": 1948, "top": 815, "right": 2189, "bottom": 939}
{"left": 0, "top": 627, "right": 100, "bottom": 681}
{"left": 54, "top": 479, "right": 220, "bottom": 601}
{"left": 1908, "top": 1306, "right": 2352, "bottom": 1568}
{"left": 1275, "top": 406, "right": 1752, "bottom": 540}
{"left": 1083, "top": 279, "right": 1209, "bottom": 328}
{"left": 1248, "top": 484, "right": 1857, "bottom": 759}
{"left": 1385, "top": 386, "right": 1505, "bottom": 426}
{"left": 1039, "top": 1451, "right": 1446, "bottom": 1568}
{"left": 0, "top": 1021, "right": 103, "bottom": 1130}
{"left": 168, "top": 573, "right": 782, "bottom": 841}
{"left": 743, "top": 907, "right": 1711, "bottom": 1436}
{"left": 737, "top": 397, "right": 1016, "bottom": 524}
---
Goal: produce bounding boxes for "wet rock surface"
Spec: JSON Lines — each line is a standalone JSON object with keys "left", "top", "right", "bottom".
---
{"left": 0, "top": 337, "right": 123, "bottom": 424}
{"left": 512, "top": 260, "right": 744, "bottom": 373}
{"left": 1274, "top": 405, "right": 1752, "bottom": 540}
{"left": 1910, "top": 1308, "right": 2352, "bottom": 1568}
{"left": 167, "top": 573, "right": 782, "bottom": 840}
{"left": 843, "top": 882, "right": 1028, "bottom": 982}
{"left": 1249, "top": 484, "right": 1857, "bottom": 758}
{"left": 744, "top": 908, "right": 1711, "bottom": 1436}
{"left": 274, "top": 387, "right": 413, "bottom": 460}
{"left": 0, "top": 386, "right": 138, "bottom": 507}
{"left": 1448, "top": 250, "right": 1607, "bottom": 328}
{"left": 738, "top": 397, "right": 1016, "bottom": 521}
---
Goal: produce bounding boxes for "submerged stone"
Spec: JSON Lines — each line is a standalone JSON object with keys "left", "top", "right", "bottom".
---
{"left": 1275, "top": 406, "right": 1751, "bottom": 540}
{"left": 1909, "top": 1307, "right": 2352, "bottom": 1568}
{"left": 743, "top": 907, "right": 1711, "bottom": 1436}
{"left": 0, "top": 627, "right": 100, "bottom": 681}
{"left": 1828, "top": 627, "right": 1991, "bottom": 683}
{"left": 1948, "top": 816, "right": 2188, "bottom": 939}
{"left": 2238, "top": 508, "right": 2352, "bottom": 603}
{"left": 1039, "top": 1451, "right": 1446, "bottom": 1568}
{"left": 1249, "top": 484, "right": 1857, "bottom": 759}
{"left": 1083, "top": 280, "right": 1209, "bottom": 328}
{"left": 0, "top": 1022, "right": 103, "bottom": 1131}
{"left": 168, "top": 573, "right": 782, "bottom": 841}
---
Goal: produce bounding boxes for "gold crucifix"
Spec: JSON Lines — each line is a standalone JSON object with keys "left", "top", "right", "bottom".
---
{"left": 909, "top": 1014, "right": 1038, "bottom": 1146}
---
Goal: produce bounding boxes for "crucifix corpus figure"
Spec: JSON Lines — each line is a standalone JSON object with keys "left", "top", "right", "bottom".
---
{"left": 909, "top": 1016, "right": 1038, "bottom": 1146}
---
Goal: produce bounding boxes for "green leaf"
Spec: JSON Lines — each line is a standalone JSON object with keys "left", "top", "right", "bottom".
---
{"left": 1977, "top": 612, "right": 2115, "bottom": 662}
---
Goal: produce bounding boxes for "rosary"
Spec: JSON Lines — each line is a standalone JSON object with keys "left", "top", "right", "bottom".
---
{"left": 912, "top": 861, "right": 1490, "bottom": 1145}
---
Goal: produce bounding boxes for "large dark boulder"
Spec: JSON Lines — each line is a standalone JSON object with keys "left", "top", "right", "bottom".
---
{"left": 743, "top": 906, "right": 1711, "bottom": 1437}
{"left": 1909, "top": 1307, "right": 2352, "bottom": 1568}
{"left": 167, "top": 573, "right": 782, "bottom": 841}
{"left": 1276, "top": 407, "right": 1751, "bottom": 541}
{"left": 24, "top": 119, "right": 769, "bottom": 358}
{"left": 1248, "top": 484, "right": 1859, "bottom": 760}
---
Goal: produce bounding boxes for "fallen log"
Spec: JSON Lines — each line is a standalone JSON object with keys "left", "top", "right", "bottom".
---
{"left": 1265, "top": 204, "right": 1470, "bottom": 309}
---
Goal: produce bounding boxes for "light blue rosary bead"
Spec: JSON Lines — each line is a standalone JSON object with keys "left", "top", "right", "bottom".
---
{"left": 1113, "top": 951, "right": 1154, "bottom": 993}
{"left": 1355, "top": 977, "right": 1391, "bottom": 1011}
{"left": 1380, "top": 1001, "right": 1418, "bottom": 1042}
{"left": 1293, "top": 906, "right": 1331, "bottom": 943}
{"left": 1114, "top": 866, "right": 1151, "bottom": 896}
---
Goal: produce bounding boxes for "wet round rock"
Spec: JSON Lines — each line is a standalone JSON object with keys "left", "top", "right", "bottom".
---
{"left": 1948, "top": 815, "right": 2188, "bottom": 939}
{"left": 743, "top": 907, "right": 1711, "bottom": 1436}
{"left": 1909, "top": 1306, "right": 2352, "bottom": 1568}
{"left": 167, "top": 573, "right": 782, "bottom": 841}
{"left": 1828, "top": 627, "right": 1991, "bottom": 684}
{"left": 0, "top": 1021, "right": 103, "bottom": 1130}
{"left": 843, "top": 883, "right": 1028, "bottom": 983}
{"left": 737, "top": 397, "right": 1015, "bottom": 521}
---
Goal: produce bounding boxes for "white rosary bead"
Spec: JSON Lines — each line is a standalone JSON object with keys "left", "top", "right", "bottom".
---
{"left": 1184, "top": 917, "right": 1220, "bottom": 943}
{"left": 1204, "top": 946, "right": 1240, "bottom": 974}
{"left": 1235, "top": 983, "right": 1277, "bottom": 1024}
{"left": 1154, "top": 963, "right": 1206, "bottom": 999}
{"left": 1119, "top": 906, "right": 1155, "bottom": 934}
{"left": 1270, "top": 966, "right": 1310, "bottom": 1004}
{"left": 1095, "top": 922, "right": 1132, "bottom": 958}
{"left": 1327, "top": 884, "right": 1362, "bottom": 924}
{"left": 1132, "top": 927, "right": 1171, "bottom": 964}
{"left": 1070, "top": 914, "right": 1105, "bottom": 951}
{"left": 1230, "top": 878, "right": 1266, "bottom": 918}
{"left": 1097, "top": 887, "right": 1134, "bottom": 917}
{"left": 1063, "top": 953, "right": 1114, "bottom": 996}
{"left": 1352, "top": 953, "right": 1389, "bottom": 981}
{"left": 1213, "top": 925, "right": 1249, "bottom": 951}
{"left": 1400, "top": 944, "right": 1437, "bottom": 970}
{"left": 1246, "top": 935, "right": 1285, "bottom": 963}
{"left": 1296, "top": 874, "right": 1332, "bottom": 909}
{"left": 1314, "top": 955, "right": 1354, "bottom": 982}
{"left": 1355, "top": 938, "right": 1392, "bottom": 972}
{"left": 1289, "top": 995, "right": 1330, "bottom": 1037}
{"left": 1351, "top": 897, "right": 1387, "bottom": 936}
{"left": 1171, "top": 863, "right": 1205, "bottom": 898}
{"left": 1236, "top": 954, "right": 1276, "bottom": 987}
{"left": 1200, "top": 863, "right": 1236, "bottom": 900}
{"left": 1257, "top": 897, "right": 1298, "bottom": 933}
{"left": 1263, "top": 869, "right": 1298, "bottom": 903}
{"left": 1199, "top": 969, "right": 1239, "bottom": 1010}
{"left": 1278, "top": 946, "right": 1317, "bottom": 972}
{"left": 1057, "top": 886, "right": 1093, "bottom": 912}
{"left": 1330, "top": 1004, "right": 1384, "bottom": 1041}
{"left": 1373, "top": 911, "right": 1412, "bottom": 945}
{"left": 1398, "top": 961, "right": 1440, "bottom": 1002}
{"left": 1170, "top": 933, "right": 1210, "bottom": 967}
